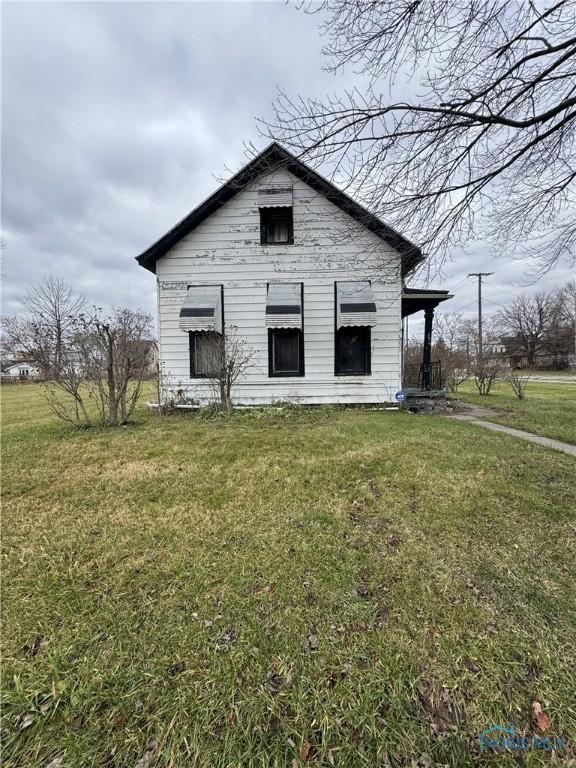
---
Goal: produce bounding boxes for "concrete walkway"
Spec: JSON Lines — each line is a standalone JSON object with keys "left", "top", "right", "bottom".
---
{"left": 528, "top": 375, "right": 576, "bottom": 384}
{"left": 449, "top": 403, "right": 576, "bottom": 456}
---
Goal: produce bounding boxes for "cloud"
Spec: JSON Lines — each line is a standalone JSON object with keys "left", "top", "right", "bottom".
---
{"left": 2, "top": 1, "right": 572, "bottom": 338}
{"left": 2, "top": 2, "right": 340, "bottom": 317}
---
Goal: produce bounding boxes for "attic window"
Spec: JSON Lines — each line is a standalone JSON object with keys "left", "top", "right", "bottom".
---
{"left": 260, "top": 207, "right": 294, "bottom": 245}
{"left": 258, "top": 184, "right": 294, "bottom": 244}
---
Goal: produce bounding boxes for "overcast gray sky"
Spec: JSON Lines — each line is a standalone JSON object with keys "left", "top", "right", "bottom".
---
{"left": 2, "top": 1, "right": 574, "bottom": 336}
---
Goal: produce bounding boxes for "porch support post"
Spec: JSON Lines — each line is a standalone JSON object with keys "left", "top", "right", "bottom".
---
{"left": 422, "top": 307, "right": 434, "bottom": 389}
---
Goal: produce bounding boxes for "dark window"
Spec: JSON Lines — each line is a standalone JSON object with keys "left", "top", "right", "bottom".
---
{"left": 335, "top": 327, "right": 371, "bottom": 375}
{"left": 189, "top": 331, "right": 222, "bottom": 377}
{"left": 268, "top": 328, "right": 304, "bottom": 377}
{"left": 260, "top": 207, "right": 294, "bottom": 245}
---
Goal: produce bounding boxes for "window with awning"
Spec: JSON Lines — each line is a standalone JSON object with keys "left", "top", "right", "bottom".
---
{"left": 266, "top": 283, "right": 304, "bottom": 377}
{"left": 266, "top": 283, "right": 302, "bottom": 329}
{"left": 336, "top": 281, "right": 377, "bottom": 328}
{"left": 179, "top": 285, "right": 223, "bottom": 333}
{"left": 258, "top": 184, "right": 294, "bottom": 244}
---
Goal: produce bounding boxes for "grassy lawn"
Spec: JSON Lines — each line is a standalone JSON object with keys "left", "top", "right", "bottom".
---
{"left": 455, "top": 380, "right": 576, "bottom": 445}
{"left": 2, "top": 385, "right": 575, "bottom": 767}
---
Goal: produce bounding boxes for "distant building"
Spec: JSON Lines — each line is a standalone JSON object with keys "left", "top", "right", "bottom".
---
{"left": 3, "top": 361, "right": 41, "bottom": 380}
{"left": 488, "top": 336, "right": 529, "bottom": 368}
{"left": 488, "top": 334, "right": 573, "bottom": 369}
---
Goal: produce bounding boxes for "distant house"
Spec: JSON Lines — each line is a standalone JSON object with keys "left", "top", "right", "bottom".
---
{"left": 3, "top": 361, "right": 41, "bottom": 380}
{"left": 136, "top": 143, "right": 453, "bottom": 404}
{"left": 488, "top": 334, "right": 573, "bottom": 369}
{"left": 488, "top": 336, "right": 529, "bottom": 368}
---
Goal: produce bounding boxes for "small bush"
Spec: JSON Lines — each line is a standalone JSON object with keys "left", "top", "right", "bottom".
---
{"left": 473, "top": 359, "right": 502, "bottom": 395}
{"left": 505, "top": 369, "right": 529, "bottom": 400}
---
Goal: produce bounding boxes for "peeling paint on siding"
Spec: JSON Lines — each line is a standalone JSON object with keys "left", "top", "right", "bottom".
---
{"left": 157, "top": 169, "right": 402, "bottom": 404}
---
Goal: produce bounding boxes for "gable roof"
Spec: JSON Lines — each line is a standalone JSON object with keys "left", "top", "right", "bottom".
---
{"left": 135, "top": 142, "right": 423, "bottom": 275}
{"left": 4, "top": 361, "right": 38, "bottom": 371}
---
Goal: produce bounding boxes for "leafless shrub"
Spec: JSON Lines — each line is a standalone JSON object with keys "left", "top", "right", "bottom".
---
{"left": 42, "top": 353, "right": 92, "bottom": 426}
{"left": 155, "top": 328, "right": 253, "bottom": 414}
{"left": 205, "top": 326, "right": 255, "bottom": 413}
{"left": 155, "top": 363, "right": 198, "bottom": 415}
{"left": 505, "top": 369, "right": 530, "bottom": 400}
{"left": 70, "top": 308, "right": 153, "bottom": 426}
{"left": 445, "top": 364, "right": 470, "bottom": 394}
{"left": 473, "top": 359, "right": 502, "bottom": 396}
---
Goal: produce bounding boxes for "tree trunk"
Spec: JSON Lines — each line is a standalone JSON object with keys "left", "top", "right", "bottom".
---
{"left": 106, "top": 332, "right": 117, "bottom": 425}
{"left": 225, "top": 379, "right": 233, "bottom": 413}
{"left": 55, "top": 318, "right": 62, "bottom": 379}
{"left": 219, "top": 379, "right": 230, "bottom": 412}
{"left": 526, "top": 339, "right": 536, "bottom": 368}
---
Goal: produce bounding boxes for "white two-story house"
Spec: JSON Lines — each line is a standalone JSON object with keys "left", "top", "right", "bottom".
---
{"left": 136, "top": 143, "right": 452, "bottom": 405}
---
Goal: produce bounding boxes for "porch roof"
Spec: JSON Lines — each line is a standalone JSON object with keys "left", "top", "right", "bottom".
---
{"left": 402, "top": 287, "right": 453, "bottom": 318}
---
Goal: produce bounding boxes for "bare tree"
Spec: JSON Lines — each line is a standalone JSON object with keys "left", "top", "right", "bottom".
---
{"left": 552, "top": 279, "right": 576, "bottom": 365}
{"left": 1, "top": 316, "right": 38, "bottom": 365}
{"left": 498, "top": 291, "right": 555, "bottom": 367}
{"left": 263, "top": 1, "right": 576, "bottom": 273}
{"left": 403, "top": 336, "right": 424, "bottom": 369}
{"left": 555, "top": 279, "right": 576, "bottom": 327}
{"left": 205, "top": 327, "right": 255, "bottom": 412}
{"left": 435, "top": 313, "right": 465, "bottom": 355}
{"left": 459, "top": 318, "right": 479, "bottom": 368}
{"left": 434, "top": 313, "right": 470, "bottom": 391}
{"left": 17, "top": 277, "right": 86, "bottom": 378}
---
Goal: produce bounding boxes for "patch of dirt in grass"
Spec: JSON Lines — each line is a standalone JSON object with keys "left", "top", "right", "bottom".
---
{"left": 417, "top": 676, "right": 467, "bottom": 737}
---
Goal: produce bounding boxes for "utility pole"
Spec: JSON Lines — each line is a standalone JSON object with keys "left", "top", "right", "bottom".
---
{"left": 467, "top": 272, "right": 493, "bottom": 361}
{"left": 573, "top": 291, "right": 576, "bottom": 368}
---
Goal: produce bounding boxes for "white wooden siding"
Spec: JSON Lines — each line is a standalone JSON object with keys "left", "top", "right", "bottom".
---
{"left": 156, "top": 169, "right": 403, "bottom": 404}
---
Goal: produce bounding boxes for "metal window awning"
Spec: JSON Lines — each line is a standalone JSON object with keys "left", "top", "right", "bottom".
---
{"left": 337, "top": 281, "right": 377, "bottom": 328}
{"left": 179, "top": 286, "right": 222, "bottom": 333}
{"left": 266, "top": 283, "right": 302, "bottom": 329}
{"left": 257, "top": 184, "right": 293, "bottom": 208}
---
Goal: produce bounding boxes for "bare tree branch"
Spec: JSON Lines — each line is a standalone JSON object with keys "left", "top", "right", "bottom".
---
{"left": 262, "top": 0, "right": 576, "bottom": 273}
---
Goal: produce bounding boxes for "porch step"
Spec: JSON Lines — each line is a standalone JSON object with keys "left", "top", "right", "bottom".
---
{"left": 403, "top": 388, "right": 447, "bottom": 399}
